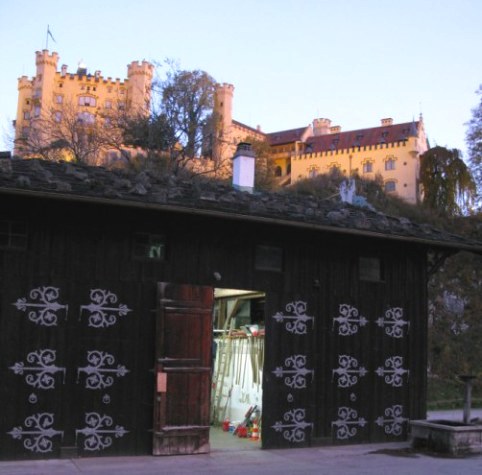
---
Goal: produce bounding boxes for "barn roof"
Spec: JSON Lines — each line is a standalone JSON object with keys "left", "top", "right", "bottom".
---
{"left": 1, "top": 157, "right": 481, "bottom": 253}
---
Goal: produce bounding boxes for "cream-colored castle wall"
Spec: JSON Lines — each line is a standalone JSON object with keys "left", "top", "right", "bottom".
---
{"left": 291, "top": 135, "right": 426, "bottom": 203}
{"left": 15, "top": 50, "right": 152, "bottom": 157}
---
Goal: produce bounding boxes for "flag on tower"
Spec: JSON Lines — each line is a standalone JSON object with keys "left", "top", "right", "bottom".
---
{"left": 47, "top": 25, "right": 56, "bottom": 43}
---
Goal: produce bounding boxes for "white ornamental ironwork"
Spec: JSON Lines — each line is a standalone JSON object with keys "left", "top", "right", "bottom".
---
{"left": 77, "top": 351, "right": 129, "bottom": 389}
{"left": 272, "top": 355, "right": 314, "bottom": 389}
{"left": 12, "top": 286, "right": 68, "bottom": 327}
{"left": 272, "top": 301, "right": 314, "bottom": 335}
{"left": 76, "top": 412, "right": 128, "bottom": 451}
{"left": 376, "top": 307, "right": 409, "bottom": 338}
{"left": 375, "top": 356, "right": 409, "bottom": 387}
{"left": 332, "top": 406, "right": 367, "bottom": 440}
{"left": 272, "top": 408, "right": 313, "bottom": 443}
{"left": 80, "top": 289, "right": 132, "bottom": 328}
{"left": 375, "top": 405, "right": 408, "bottom": 436}
{"left": 332, "top": 355, "right": 367, "bottom": 388}
{"left": 333, "top": 304, "right": 368, "bottom": 336}
{"left": 9, "top": 349, "right": 66, "bottom": 389}
{"left": 8, "top": 413, "right": 64, "bottom": 453}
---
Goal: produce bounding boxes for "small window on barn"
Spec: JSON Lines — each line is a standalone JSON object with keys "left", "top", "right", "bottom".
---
{"left": 255, "top": 245, "right": 283, "bottom": 272}
{"left": 359, "top": 257, "right": 384, "bottom": 282}
{"left": 0, "top": 221, "right": 28, "bottom": 250}
{"left": 133, "top": 233, "right": 166, "bottom": 260}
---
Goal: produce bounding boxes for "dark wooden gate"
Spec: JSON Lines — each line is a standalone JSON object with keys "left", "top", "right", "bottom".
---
{"left": 0, "top": 279, "right": 155, "bottom": 460}
{"left": 153, "top": 283, "right": 214, "bottom": 455}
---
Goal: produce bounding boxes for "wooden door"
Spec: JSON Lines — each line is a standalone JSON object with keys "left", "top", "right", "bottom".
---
{"left": 153, "top": 283, "right": 214, "bottom": 455}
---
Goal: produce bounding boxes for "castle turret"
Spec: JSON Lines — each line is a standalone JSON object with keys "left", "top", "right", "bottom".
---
{"left": 312, "top": 118, "right": 332, "bottom": 136}
{"left": 127, "top": 60, "right": 154, "bottom": 115}
{"left": 35, "top": 50, "right": 59, "bottom": 114}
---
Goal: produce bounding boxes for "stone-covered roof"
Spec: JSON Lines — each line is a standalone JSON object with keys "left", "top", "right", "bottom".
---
{"left": 305, "top": 121, "right": 419, "bottom": 153}
{"left": 1, "top": 158, "right": 481, "bottom": 253}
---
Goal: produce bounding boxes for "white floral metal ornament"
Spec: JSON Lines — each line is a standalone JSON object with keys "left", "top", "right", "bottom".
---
{"left": 9, "top": 349, "right": 66, "bottom": 390}
{"left": 375, "top": 405, "right": 408, "bottom": 436}
{"left": 12, "top": 286, "right": 68, "bottom": 326}
{"left": 272, "top": 301, "right": 314, "bottom": 335}
{"left": 375, "top": 356, "right": 409, "bottom": 387}
{"left": 8, "top": 413, "right": 64, "bottom": 453}
{"left": 272, "top": 408, "right": 313, "bottom": 443}
{"left": 76, "top": 412, "right": 128, "bottom": 451}
{"left": 332, "top": 406, "right": 367, "bottom": 440}
{"left": 332, "top": 355, "right": 367, "bottom": 388}
{"left": 333, "top": 304, "right": 368, "bottom": 336}
{"left": 272, "top": 355, "right": 314, "bottom": 389}
{"left": 77, "top": 350, "right": 129, "bottom": 389}
{"left": 376, "top": 307, "right": 409, "bottom": 338}
{"left": 80, "top": 289, "right": 132, "bottom": 328}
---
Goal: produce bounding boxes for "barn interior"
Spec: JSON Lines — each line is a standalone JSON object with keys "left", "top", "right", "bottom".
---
{"left": 210, "top": 288, "right": 265, "bottom": 450}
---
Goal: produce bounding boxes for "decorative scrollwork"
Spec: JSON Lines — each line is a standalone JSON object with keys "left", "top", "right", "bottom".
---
{"left": 75, "top": 412, "right": 128, "bottom": 451}
{"left": 332, "top": 355, "right": 367, "bottom": 388}
{"left": 80, "top": 289, "right": 132, "bottom": 328}
{"left": 9, "top": 349, "right": 66, "bottom": 389}
{"left": 272, "top": 408, "right": 313, "bottom": 443}
{"left": 376, "top": 307, "right": 409, "bottom": 338}
{"left": 333, "top": 304, "right": 367, "bottom": 336}
{"left": 273, "top": 301, "right": 314, "bottom": 335}
{"left": 375, "top": 405, "right": 408, "bottom": 436}
{"left": 8, "top": 413, "right": 63, "bottom": 453}
{"left": 272, "top": 355, "right": 314, "bottom": 389}
{"left": 375, "top": 356, "right": 409, "bottom": 387}
{"left": 332, "top": 406, "right": 366, "bottom": 440}
{"left": 12, "top": 287, "right": 68, "bottom": 326}
{"left": 77, "top": 351, "right": 129, "bottom": 389}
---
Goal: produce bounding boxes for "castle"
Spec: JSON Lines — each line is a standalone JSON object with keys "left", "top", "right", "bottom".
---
{"left": 14, "top": 50, "right": 153, "bottom": 162}
{"left": 214, "top": 83, "right": 429, "bottom": 204}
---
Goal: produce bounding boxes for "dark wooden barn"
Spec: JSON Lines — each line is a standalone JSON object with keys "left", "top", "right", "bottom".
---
{"left": 0, "top": 157, "right": 481, "bottom": 460}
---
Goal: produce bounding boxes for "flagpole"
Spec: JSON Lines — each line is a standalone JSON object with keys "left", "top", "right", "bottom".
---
{"left": 46, "top": 25, "right": 49, "bottom": 50}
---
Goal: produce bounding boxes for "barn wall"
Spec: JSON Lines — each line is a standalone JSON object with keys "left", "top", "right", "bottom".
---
{"left": 0, "top": 196, "right": 427, "bottom": 457}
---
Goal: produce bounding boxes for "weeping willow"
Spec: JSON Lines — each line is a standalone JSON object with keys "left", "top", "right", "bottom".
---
{"left": 420, "top": 146, "right": 476, "bottom": 216}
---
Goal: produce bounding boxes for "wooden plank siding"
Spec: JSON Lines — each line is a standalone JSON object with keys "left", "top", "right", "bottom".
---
{"left": 0, "top": 194, "right": 427, "bottom": 458}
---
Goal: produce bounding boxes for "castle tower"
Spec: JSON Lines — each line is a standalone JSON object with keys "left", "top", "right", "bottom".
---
{"left": 214, "top": 83, "right": 234, "bottom": 136}
{"left": 35, "top": 50, "right": 59, "bottom": 116}
{"left": 127, "top": 60, "right": 154, "bottom": 116}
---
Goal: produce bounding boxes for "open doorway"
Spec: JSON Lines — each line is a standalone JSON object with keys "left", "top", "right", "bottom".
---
{"left": 210, "top": 288, "right": 265, "bottom": 451}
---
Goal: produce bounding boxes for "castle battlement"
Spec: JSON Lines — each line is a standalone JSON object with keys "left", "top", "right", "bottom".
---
{"left": 127, "top": 61, "right": 154, "bottom": 77}
{"left": 35, "top": 49, "right": 59, "bottom": 67}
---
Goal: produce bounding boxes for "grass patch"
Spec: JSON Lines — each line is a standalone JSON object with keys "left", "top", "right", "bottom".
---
{"left": 427, "top": 377, "right": 482, "bottom": 411}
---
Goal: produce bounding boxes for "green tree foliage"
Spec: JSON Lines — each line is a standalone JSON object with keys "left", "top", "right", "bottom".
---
{"left": 466, "top": 85, "right": 482, "bottom": 203}
{"left": 420, "top": 146, "right": 476, "bottom": 216}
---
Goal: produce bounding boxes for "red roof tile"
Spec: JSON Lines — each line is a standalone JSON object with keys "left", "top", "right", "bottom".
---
{"left": 267, "top": 126, "right": 310, "bottom": 146}
{"left": 305, "top": 121, "right": 418, "bottom": 153}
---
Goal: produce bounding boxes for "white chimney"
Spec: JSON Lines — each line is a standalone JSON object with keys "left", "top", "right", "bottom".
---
{"left": 232, "top": 142, "right": 255, "bottom": 193}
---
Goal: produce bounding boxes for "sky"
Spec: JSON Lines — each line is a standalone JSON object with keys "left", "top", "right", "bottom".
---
{"left": 0, "top": 0, "right": 481, "bottom": 159}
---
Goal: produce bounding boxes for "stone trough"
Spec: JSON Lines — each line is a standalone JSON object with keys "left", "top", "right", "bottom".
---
{"left": 410, "top": 375, "right": 482, "bottom": 455}
{"left": 410, "top": 419, "right": 482, "bottom": 455}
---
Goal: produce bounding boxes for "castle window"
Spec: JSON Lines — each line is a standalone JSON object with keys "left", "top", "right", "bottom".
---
{"left": 54, "top": 111, "right": 62, "bottom": 123}
{"left": 77, "top": 111, "right": 95, "bottom": 124}
{"left": 118, "top": 102, "right": 125, "bottom": 110}
{"left": 23, "top": 111, "right": 30, "bottom": 120}
{"left": 363, "top": 161, "right": 373, "bottom": 173}
{"left": 21, "top": 127, "right": 29, "bottom": 138}
{"left": 56, "top": 95, "right": 63, "bottom": 104}
{"left": 385, "top": 158, "right": 396, "bottom": 171}
{"left": 33, "top": 88, "right": 41, "bottom": 98}
{"left": 384, "top": 180, "right": 396, "bottom": 192}
{"left": 33, "top": 106, "right": 41, "bottom": 117}
{"left": 275, "top": 166, "right": 282, "bottom": 177}
{"left": 78, "top": 96, "right": 96, "bottom": 107}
